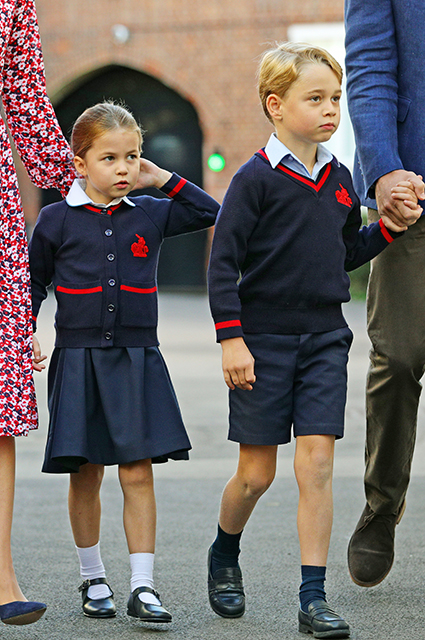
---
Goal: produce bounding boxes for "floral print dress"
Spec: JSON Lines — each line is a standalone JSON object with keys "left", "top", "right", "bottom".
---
{"left": 0, "top": 0, "right": 74, "bottom": 436}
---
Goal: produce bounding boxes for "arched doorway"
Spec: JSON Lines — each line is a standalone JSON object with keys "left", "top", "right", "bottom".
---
{"left": 43, "top": 65, "right": 207, "bottom": 289}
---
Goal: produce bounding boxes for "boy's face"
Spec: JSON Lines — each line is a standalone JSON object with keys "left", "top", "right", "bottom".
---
{"left": 270, "top": 63, "right": 341, "bottom": 153}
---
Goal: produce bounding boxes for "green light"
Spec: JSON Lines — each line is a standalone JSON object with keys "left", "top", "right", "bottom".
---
{"left": 207, "top": 153, "right": 226, "bottom": 172}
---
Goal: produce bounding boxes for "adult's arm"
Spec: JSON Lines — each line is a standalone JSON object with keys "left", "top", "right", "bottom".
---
{"left": 2, "top": 0, "right": 75, "bottom": 197}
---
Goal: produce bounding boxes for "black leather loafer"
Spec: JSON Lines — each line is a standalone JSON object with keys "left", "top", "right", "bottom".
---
{"left": 298, "top": 600, "right": 350, "bottom": 638}
{"left": 207, "top": 546, "right": 245, "bottom": 618}
{"left": 127, "top": 587, "right": 172, "bottom": 623}
{"left": 79, "top": 578, "right": 116, "bottom": 618}
{"left": 0, "top": 601, "right": 46, "bottom": 625}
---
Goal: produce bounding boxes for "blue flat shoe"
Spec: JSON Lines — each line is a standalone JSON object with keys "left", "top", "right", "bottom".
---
{"left": 0, "top": 601, "right": 46, "bottom": 625}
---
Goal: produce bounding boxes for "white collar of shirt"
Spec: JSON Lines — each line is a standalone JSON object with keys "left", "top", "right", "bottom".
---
{"left": 65, "top": 178, "right": 136, "bottom": 208}
{"left": 264, "top": 133, "right": 337, "bottom": 181}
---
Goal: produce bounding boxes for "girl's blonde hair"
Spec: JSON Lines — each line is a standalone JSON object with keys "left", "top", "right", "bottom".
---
{"left": 258, "top": 42, "right": 343, "bottom": 122}
{"left": 71, "top": 101, "right": 143, "bottom": 158}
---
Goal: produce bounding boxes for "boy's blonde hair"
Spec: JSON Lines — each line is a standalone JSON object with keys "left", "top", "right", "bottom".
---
{"left": 258, "top": 42, "right": 343, "bottom": 122}
{"left": 71, "top": 101, "right": 143, "bottom": 158}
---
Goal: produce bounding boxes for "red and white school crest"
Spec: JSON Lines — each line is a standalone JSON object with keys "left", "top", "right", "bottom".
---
{"left": 335, "top": 184, "right": 352, "bottom": 207}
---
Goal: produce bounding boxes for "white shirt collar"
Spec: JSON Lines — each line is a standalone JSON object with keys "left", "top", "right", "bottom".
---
{"left": 65, "top": 179, "right": 135, "bottom": 208}
{"left": 264, "top": 132, "right": 335, "bottom": 171}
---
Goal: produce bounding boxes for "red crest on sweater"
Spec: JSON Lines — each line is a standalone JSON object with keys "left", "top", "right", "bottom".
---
{"left": 131, "top": 235, "right": 149, "bottom": 257}
{"left": 335, "top": 184, "right": 352, "bottom": 207}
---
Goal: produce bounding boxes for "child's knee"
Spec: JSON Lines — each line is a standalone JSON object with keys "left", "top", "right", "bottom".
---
{"left": 119, "top": 460, "right": 153, "bottom": 491}
{"left": 295, "top": 438, "right": 334, "bottom": 487}
{"left": 238, "top": 467, "right": 275, "bottom": 498}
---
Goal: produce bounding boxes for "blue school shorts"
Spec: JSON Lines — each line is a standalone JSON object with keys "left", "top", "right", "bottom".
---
{"left": 228, "top": 327, "right": 353, "bottom": 445}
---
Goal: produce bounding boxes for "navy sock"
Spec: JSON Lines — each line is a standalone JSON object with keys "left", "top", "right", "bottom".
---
{"left": 210, "top": 524, "right": 242, "bottom": 575}
{"left": 299, "top": 565, "right": 326, "bottom": 612}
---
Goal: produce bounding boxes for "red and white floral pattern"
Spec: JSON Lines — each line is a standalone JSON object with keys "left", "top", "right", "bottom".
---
{"left": 0, "top": 0, "right": 74, "bottom": 436}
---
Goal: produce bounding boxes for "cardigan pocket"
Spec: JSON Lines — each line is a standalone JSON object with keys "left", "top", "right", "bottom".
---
{"left": 119, "top": 280, "right": 158, "bottom": 327}
{"left": 55, "top": 280, "right": 103, "bottom": 329}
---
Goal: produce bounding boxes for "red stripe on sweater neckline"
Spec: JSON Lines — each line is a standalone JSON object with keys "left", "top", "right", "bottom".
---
{"left": 257, "top": 148, "right": 332, "bottom": 192}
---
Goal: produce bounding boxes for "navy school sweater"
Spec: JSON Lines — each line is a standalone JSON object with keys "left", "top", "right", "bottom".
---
{"left": 29, "top": 173, "right": 219, "bottom": 348}
{"left": 208, "top": 150, "right": 403, "bottom": 342}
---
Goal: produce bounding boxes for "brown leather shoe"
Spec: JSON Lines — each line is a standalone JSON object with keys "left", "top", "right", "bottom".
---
{"left": 347, "top": 502, "right": 405, "bottom": 587}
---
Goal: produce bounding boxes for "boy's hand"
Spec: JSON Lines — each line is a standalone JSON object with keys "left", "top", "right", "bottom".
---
{"left": 32, "top": 335, "right": 47, "bottom": 372}
{"left": 221, "top": 337, "right": 256, "bottom": 390}
{"left": 134, "top": 158, "right": 172, "bottom": 191}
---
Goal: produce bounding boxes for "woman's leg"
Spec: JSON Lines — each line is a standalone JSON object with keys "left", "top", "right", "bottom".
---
{"left": 0, "top": 436, "right": 25, "bottom": 604}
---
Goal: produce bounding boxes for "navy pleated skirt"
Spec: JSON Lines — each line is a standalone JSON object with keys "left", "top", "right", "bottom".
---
{"left": 42, "top": 346, "right": 191, "bottom": 474}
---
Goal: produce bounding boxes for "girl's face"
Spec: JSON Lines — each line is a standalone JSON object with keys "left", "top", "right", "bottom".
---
{"left": 74, "top": 128, "right": 141, "bottom": 205}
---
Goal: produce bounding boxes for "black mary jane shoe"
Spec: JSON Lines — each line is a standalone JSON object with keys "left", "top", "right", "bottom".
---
{"left": 0, "top": 601, "right": 46, "bottom": 626}
{"left": 207, "top": 546, "right": 245, "bottom": 618}
{"left": 79, "top": 578, "right": 116, "bottom": 618}
{"left": 298, "top": 600, "right": 350, "bottom": 638}
{"left": 127, "top": 587, "right": 172, "bottom": 623}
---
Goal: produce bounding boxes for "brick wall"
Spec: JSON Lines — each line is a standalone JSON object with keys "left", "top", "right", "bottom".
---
{"left": 17, "top": 0, "right": 343, "bottom": 222}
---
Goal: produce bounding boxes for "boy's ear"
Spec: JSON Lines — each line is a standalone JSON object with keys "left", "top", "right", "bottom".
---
{"left": 266, "top": 93, "right": 283, "bottom": 121}
{"left": 73, "top": 155, "right": 87, "bottom": 176}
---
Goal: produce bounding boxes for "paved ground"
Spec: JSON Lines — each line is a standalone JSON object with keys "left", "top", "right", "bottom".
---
{"left": 4, "top": 293, "right": 425, "bottom": 640}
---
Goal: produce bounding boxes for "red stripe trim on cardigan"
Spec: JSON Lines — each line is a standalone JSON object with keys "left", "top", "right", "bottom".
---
{"left": 32, "top": 314, "right": 37, "bottom": 323}
{"left": 379, "top": 218, "right": 394, "bottom": 243}
{"left": 167, "top": 178, "right": 187, "bottom": 198}
{"left": 83, "top": 203, "right": 122, "bottom": 214}
{"left": 120, "top": 285, "right": 157, "bottom": 294}
{"left": 215, "top": 320, "right": 242, "bottom": 330}
{"left": 56, "top": 285, "right": 103, "bottom": 294}
{"left": 257, "top": 148, "right": 332, "bottom": 192}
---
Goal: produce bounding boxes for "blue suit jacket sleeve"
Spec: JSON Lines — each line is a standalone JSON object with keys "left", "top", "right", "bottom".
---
{"left": 345, "top": 0, "right": 404, "bottom": 205}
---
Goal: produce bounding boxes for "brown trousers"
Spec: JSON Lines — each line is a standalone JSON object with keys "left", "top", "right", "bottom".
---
{"left": 365, "top": 210, "right": 425, "bottom": 514}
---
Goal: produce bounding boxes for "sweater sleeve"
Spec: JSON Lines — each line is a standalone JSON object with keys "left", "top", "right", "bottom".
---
{"left": 345, "top": 0, "right": 402, "bottom": 199}
{"left": 343, "top": 199, "right": 403, "bottom": 272}
{"left": 159, "top": 173, "right": 219, "bottom": 236}
{"left": 2, "top": 0, "right": 75, "bottom": 197}
{"left": 208, "top": 163, "right": 261, "bottom": 342}
{"left": 28, "top": 204, "right": 65, "bottom": 330}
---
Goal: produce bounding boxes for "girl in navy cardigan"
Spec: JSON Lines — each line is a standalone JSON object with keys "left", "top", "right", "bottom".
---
{"left": 29, "top": 102, "right": 219, "bottom": 624}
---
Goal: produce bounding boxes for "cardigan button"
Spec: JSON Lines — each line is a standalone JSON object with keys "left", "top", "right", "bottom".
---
{"left": 104, "top": 332, "right": 112, "bottom": 340}
{"left": 108, "top": 279, "right": 116, "bottom": 287}
{"left": 105, "top": 229, "right": 113, "bottom": 236}
{"left": 107, "top": 304, "right": 115, "bottom": 312}
{"left": 107, "top": 253, "right": 115, "bottom": 261}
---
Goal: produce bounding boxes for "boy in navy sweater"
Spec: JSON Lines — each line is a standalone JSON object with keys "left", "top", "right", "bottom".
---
{"left": 207, "top": 43, "right": 420, "bottom": 638}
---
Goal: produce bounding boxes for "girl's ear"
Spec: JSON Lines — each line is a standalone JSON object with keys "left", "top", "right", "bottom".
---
{"left": 266, "top": 93, "right": 283, "bottom": 121}
{"left": 73, "top": 155, "right": 87, "bottom": 176}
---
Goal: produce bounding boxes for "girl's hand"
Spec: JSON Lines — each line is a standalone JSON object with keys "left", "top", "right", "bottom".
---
{"left": 134, "top": 158, "right": 172, "bottom": 191}
{"left": 32, "top": 335, "right": 47, "bottom": 372}
{"left": 221, "top": 337, "right": 256, "bottom": 390}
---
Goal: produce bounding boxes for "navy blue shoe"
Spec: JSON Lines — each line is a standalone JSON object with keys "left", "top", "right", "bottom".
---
{"left": 0, "top": 600, "right": 46, "bottom": 625}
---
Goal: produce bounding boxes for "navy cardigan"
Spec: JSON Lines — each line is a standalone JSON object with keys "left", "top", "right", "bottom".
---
{"left": 208, "top": 151, "right": 402, "bottom": 342}
{"left": 29, "top": 173, "right": 219, "bottom": 348}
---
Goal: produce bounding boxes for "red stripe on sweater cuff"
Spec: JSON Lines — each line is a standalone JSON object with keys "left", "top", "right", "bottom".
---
{"left": 379, "top": 218, "right": 394, "bottom": 243}
{"left": 167, "top": 178, "right": 187, "bottom": 198}
{"left": 215, "top": 320, "right": 242, "bottom": 330}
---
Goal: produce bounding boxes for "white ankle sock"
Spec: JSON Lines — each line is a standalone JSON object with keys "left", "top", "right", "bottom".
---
{"left": 130, "top": 552, "right": 161, "bottom": 606}
{"left": 76, "top": 542, "right": 112, "bottom": 600}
